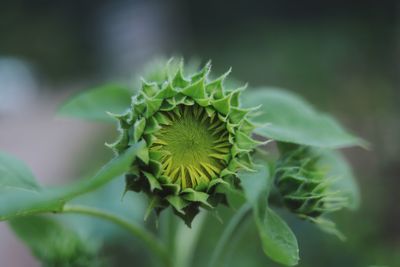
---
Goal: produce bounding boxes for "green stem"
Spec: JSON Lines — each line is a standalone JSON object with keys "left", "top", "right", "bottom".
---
{"left": 175, "top": 211, "right": 207, "bottom": 267}
{"left": 62, "top": 204, "right": 172, "bottom": 267}
{"left": 208, "top": 203, "right": 252, "bottom": 267}
{"left": 165, "top": 209, "right": 176, "bottom": 255}
{"left": 223, "top": 214, "right": 252, "bottom": 263}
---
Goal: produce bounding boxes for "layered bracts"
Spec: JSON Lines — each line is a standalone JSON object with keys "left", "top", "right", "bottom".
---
{"left": 108, "top": 60, "right": 261, "bottom": 225}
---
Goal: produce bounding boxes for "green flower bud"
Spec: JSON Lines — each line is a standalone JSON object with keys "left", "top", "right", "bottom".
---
{"left": 109, "top": 59, "right": 260, "bottom": 225}
{"left": 274, "top": 142, "right": 347, "bottom": 218}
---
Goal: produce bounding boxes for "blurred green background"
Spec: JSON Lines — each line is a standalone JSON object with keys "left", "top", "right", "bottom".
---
{"left": 0, "top": 0, "right": 399, "bottom": 266}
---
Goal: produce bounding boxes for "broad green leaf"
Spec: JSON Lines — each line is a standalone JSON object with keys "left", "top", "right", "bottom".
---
{"left": 10, "top": 215, "right": 100, "bottom": 267}
{"left": 0, "top": 152, "right": 39, "bottom": 190}
{"left": 63, "top": 176, "right": 147, "bottom": 241}
{"left": 0, "top": 141, "right": 145, "bottom": 221}
{"left": 58, "top": 84, "right": 132, "bottom": 122}
{"left": 10, "top": 179, "right": 147, "bottom": 267}
{"left": 318, "top": 150, "right": 361, "bottom": 210}
{"left": 65, "top": 141, "right": 146, "bottom": 198}
{"left": 238, "top": 160, "right": 299, "bottom": 266}
{"left": 254, "top": 206, "right": 299, "bottom": 266}
{"left": 242, "top": 88, "right": 366, "bottom": 148}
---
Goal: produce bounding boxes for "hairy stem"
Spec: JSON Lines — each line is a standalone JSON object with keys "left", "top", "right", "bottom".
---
{"left": 62, "top": 204, "right": 172, "bottom": 267}
{"left": 208, "top": 203, "right": 252, "bottom": 267}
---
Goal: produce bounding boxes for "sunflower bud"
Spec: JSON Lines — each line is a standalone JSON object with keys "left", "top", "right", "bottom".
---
{"left": 274, "top": 142, "right": 347, "bottom": 218}
{"left": 109, "top": 59, "right": 260, "bottom": 225}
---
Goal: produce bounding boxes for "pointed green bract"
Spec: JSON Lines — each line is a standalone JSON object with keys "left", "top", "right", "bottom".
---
{"left": 110, "top": 59, "right": 259, "bottom": 225}
{"left": 274, "top": 142, "right": 353, "bottom": 218}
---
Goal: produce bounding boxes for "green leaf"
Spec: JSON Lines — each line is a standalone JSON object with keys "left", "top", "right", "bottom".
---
{"left": 318, "top": 150, "right": 361, "bottom": 210}
{"left": 63, "top": 176, "right": 147, "bottom": 241}
{"left": 242, "top": 88, "right": 366, "bottom": 148}
{"left": 10, "top": 215, "right": 99, "bottom": 267}
{"left": 65, "top": 141, "right": 146, "bottom": 198}
{"left": 0, "top": 141, "right": 145, "bottom": 221}
{"left": 58, "top": 84, "right": 132, "bottom": 122}
{"left": 254, "top": 206, "right": 299, "bottom": 266}
{"left": 238, "top": 160, "right": 299, "bottom": 266}
{"left": 0, "top": 152, "right": 39, "bottom": 190}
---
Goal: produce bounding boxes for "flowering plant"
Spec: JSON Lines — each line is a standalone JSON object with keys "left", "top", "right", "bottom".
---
{"left": 0, "top": 59, "right": 364, "bottom": 266}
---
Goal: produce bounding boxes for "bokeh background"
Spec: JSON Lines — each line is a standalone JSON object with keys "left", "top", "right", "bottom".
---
{"left": 0, "top": 0, "right": 399, "bottom": 266}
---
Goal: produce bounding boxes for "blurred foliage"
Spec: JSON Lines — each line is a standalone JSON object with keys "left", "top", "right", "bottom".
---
{"left": 10, "top": 215, "right": 101, "bottom": 267}
{"left": 0, "top": 0, "right": 399, "bottom": 266}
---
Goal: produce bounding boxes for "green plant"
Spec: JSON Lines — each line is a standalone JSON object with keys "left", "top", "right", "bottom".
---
{"left": 0, "top": 58, "right": 365, "bottom": 266}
